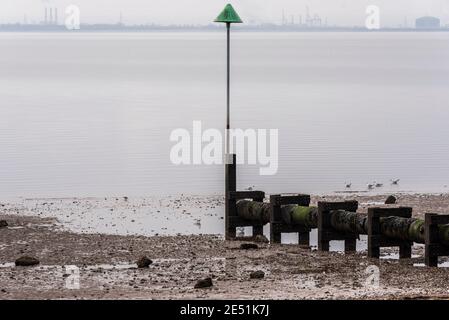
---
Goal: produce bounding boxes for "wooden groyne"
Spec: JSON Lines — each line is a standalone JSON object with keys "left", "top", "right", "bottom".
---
{"left": 227, "top": 193, "right": 449, "bottom": 267}
{"left": 235, "top": 200, "right": 449, "bottom": 246}
{"left": 224, "top": 154, "right": 449, "bottom": 267}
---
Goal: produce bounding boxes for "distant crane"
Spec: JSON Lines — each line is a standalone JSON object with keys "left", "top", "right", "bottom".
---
{"left": 305, "top": 6, "right": 311, "bottom": 26}
{"left": 313, "top": 14, "right": 322, "bottom": 27}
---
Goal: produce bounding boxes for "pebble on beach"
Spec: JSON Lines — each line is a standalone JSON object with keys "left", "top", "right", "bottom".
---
{"left": 254, "top": 235, "right": 269, "bottom": 243}
{"left": 385, "top": 195, "right": 397, "bottom": 204}
{"left": 136, "top": 256, "right": 153, "bottom": 268}
{"left": 194, "top": 277, "right": 213, "bottom": 289}
{"left": 250, "top": 270, "right": 265, "bottom": 279}
{"left": 0, "top": 220, "right": 8, "bottom": 228}
{"left": 240, "top": 243, "right": 258, "bottom": 250}
{"left": 15, "top": 256, "right": 40, "bottom": 267}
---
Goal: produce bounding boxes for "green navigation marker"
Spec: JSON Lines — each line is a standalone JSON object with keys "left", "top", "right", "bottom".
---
{"left": 214, "top": 4, "right": 243, "bottom": 24}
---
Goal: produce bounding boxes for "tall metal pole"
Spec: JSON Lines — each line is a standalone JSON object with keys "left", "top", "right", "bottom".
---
{"left": 226, "top": 22, "right": 230, "bottom": 156}
{"left": 224, "top": 22, "right": 236, "bottom": 240}
{"left": 214, "top": 4, "right": 242, "bottom": 239}
{"left": 224, "top": 22, "right": 231, "bottom": 238}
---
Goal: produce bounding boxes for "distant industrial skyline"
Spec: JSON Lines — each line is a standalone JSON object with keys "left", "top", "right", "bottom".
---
{"left": 1, "top": 0, "right": 449, "bottom": 28}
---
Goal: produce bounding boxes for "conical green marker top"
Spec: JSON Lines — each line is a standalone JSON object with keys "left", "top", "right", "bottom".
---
{"left": 214, "top": 4, "right": 243, "bottom": 23}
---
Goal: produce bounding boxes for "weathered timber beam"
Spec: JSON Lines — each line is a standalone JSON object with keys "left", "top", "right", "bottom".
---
{"left": 236, "top": 200, "right": 449, "bottom": 245}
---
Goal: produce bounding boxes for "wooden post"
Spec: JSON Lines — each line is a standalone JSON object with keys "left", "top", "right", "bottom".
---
{"left": 425, "top": 213, "right": 449, "bottom": 267}
{"left": 252, "top": 192, "right": 265, "bottom": 236}
{"left": 367, "top": 207, "right": 413, "bottom": 259}
{"left": 269, "top": 194, "right": 311, "bottom": 245}
{"left": 317, "top": 201, "right": 359, "bottom": 253}
{"left": 225, "top": 154, "right": 236, "bottom": 240}
{"left": 299, "top": 230, "right": 310, "bottom": 246}
{"left": 270, "top": 195, "right": 283, "bottom": 244}
{"left": 226, "top": 190, "right": 266, "bottom": 240}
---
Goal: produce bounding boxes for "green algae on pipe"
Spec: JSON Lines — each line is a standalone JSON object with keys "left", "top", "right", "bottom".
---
{"left": 235, "top": 200, "right": 449, "bottom": 246}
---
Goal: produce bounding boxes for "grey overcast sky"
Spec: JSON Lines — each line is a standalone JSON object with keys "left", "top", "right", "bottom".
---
{"left": 2, "top": 0, "right": 449, "bottom": 26}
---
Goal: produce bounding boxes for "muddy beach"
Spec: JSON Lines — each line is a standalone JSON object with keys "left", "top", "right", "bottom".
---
{"left": 1, "top": 193, "right": 449, "bottom": 300}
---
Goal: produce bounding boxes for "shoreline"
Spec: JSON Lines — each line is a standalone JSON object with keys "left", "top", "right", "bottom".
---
{"left": 1, "top": 193, "right": 449, "bottom": 299}
{"left": 1, "top": 192, "right": 448, "bottom": 236}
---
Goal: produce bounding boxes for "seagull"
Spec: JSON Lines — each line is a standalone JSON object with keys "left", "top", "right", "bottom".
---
{"left": 345, "top": 182, "right": 352, "bottom": 189}
{"left": 244, "top": 186, "right": 255, "bottom": 191}
{"left": 391, "top": 179, "right": 400, "bottom": 185}
{"left": 367, "top": 183, "right": 375, "bottom": 190}
{"left": 374, "top": 181, "right": 383, "bottom": 188}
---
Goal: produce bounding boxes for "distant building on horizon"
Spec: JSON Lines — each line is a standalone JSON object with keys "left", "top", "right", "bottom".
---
{"left": 43, "top": 7, "right": 58, "bottom": 25}
{"left": 415, "top": 16, "right": 440, "bottom": 29}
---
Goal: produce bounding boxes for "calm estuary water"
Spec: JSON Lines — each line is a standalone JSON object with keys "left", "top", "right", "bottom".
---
{"left": 1, "top": 32, "right": 449, "bottom": 198}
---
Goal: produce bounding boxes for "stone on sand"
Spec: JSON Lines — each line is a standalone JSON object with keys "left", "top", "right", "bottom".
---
{"left": 194, "top": 277, "right": 213, "bottom": 289}
{"left": 136, "top": 256, "right": 153, "bottom": 268}
{"left": 240, "top": 243, "right": 258, "bottom": 250}
{"left": 250, "top": 270, "right": 265, "bottom": 279}
{"left": 15, "top": 256, "right": 40, "bottom": 267}
{"left": 385, "top": 195, "right": 397, "bottom": 204}
{"left": 254, "top": 235, "right": 269, "bottom": 243}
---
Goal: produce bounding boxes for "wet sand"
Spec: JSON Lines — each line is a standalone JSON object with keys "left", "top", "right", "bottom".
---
{"left": 1, "top": 193, "right": 449, "bottom": 300}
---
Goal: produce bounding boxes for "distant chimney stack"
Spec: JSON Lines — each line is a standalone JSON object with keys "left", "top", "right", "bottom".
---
{"left": 44, "top": 8, "right": 48, "bottom": 24}
{"left": 55, "top": 8, "right": 58, "bottom": 25}
{"left": 49, "top": 8, "right": 53, "bottom": 25}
